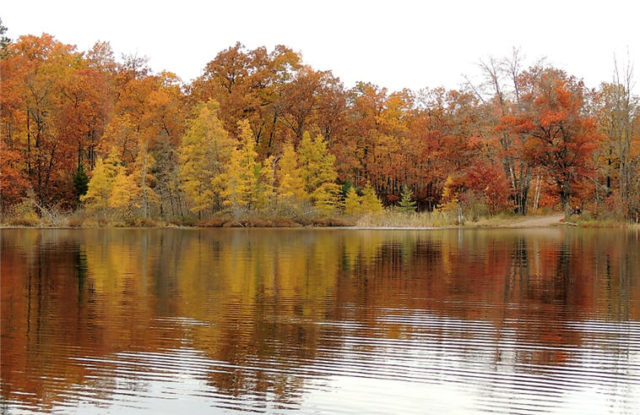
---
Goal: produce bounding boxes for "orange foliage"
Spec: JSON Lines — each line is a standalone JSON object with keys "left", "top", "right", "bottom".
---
{"left": 502, "top": 71, "right": 602, "bottom": 215}
{"left": 0, "top": 34, "right": 630, "bottom": 219}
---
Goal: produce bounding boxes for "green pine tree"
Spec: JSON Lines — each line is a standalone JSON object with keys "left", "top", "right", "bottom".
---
{"left": 396, "top": 185, "right": 417, "bottom": 213}
{"left": 73, "top": 164, "right": 89, "bottom": 206}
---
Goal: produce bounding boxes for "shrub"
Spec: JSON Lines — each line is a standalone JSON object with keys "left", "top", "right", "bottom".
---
{"left": 6, "top": 200, "right": 40, "bottom": 226}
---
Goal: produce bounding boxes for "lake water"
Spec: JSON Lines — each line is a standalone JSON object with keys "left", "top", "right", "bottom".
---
{"left": 1, "top": 228, "right": 639, "bottom": 414}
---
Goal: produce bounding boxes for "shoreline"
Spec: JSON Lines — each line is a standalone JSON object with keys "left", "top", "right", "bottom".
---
{"left": 2, "top": 215, "right": 636, "bottom": 231}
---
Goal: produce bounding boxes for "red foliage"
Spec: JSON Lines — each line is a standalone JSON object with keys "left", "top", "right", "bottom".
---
{"left": 0, "top": 35, "right": 615, "bottom": 218}
{"left": 0, "top": 141, "right": 31, "bottom": 209}
{"left": 466, "top": 163, "right": 513, "bottom": 214}
{"left": 502, "top": 71, "right": 602, "bottom": 213}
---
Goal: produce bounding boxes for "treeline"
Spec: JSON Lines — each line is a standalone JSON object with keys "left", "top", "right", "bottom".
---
{"left": 1, "top": 29, "right": 639, "bottom": 224}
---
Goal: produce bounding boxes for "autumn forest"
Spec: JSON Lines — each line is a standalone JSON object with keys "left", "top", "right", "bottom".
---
{"left": 1, "top": 25, "right": 639, "bottom": 226}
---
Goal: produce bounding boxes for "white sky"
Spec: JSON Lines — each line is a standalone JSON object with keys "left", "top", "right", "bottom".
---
{"left": 2, "top": 0, "right": 638, "bottom": 91}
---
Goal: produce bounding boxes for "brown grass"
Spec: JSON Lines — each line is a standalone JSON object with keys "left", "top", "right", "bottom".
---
{"left": 355, "top": 210, "right": 456, "bottom": 228}
{"left": 197, "top": 215, "right": 348, "bottom": 228}
{"left": 6, "top": 216, "right": 41, "bottom": 227}
{"left": 574, "top": 218, "right": 630, "bottom": 228}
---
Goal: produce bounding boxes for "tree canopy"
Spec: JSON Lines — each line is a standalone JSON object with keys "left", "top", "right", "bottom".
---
{"left": 1, "top": 33, "right": 638, "bottom": 222}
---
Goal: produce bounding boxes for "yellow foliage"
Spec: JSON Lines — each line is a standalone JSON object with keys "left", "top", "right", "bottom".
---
{"left": 108, "top": 167, "right": 140, "bottom": 215}
{"left": 360, "top": 182, "right": 383, "bottom": 213}
{"left": 224, "top": 120, "right": 258, "bottom": 210}
{"left": 344, "top": 187, "right": 361, "bottom": 215}
{"left": 440, "top": 175, "right": 459, "bottom": 214}
{"left": 277, "top": 142, "right": 308, "bottom": 203}
{"left": 256, "top": 155, "right": 276, "bottom": 210}
{"left": 312, "top": 182, "right": 341, "bottom": 215}
{"left": 81, "top": 150, "right": 121, "bottom": 213}
{"left": 179, "top": 100, "right": 234, "bottom": 214}
{"left": 132, "top": 143, "right": 158, "bottom": 218}
{"left": 298, "top": 132, "right": 339, "bottom": 213}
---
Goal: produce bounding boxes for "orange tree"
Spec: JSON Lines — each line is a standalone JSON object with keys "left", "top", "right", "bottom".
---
{"left": 503, "top": 68, "right": 601, "bottom": 219}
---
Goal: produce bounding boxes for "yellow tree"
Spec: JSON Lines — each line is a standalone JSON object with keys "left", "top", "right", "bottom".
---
{"left": 224, "top": 120, "right": 276, "bottom": 213}
{"left": 108, "top": 167, "right": 139, "bottom": 218}
{"left": 255, "top": 155, "right": 276, "bottom": 210}
{"left": 360, "top": 182, "right": 383, "bottom": 213}
{"left": 225, "top": 120, "right": 258, "bottom": 211}
{"left": 224, "top": 120, "right": 262, "bottom": 211}
{"left": 298, "top": 132, "right": 340, "bottom": 214}
{"left": 132, "top": 144, "right": 157, "bottom": 218}
{"left": 80, "top": 150, "right": 120, "bottom": 214}
{"left": 344, "top": 186, "right": 362, "bottom": 215}
{"left": 179, "top": 101, "right": 234, "bottom": 215}
{"left": 277, "top": 142, "right": 307, "bottom": 204}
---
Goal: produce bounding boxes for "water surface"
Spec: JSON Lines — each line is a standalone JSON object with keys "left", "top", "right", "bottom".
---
{"left": 1, "top": 228, "right": 639, "bottom": 414}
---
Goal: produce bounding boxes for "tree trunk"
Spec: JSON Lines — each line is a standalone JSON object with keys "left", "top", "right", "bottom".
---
{"left": 141, "top": 141, "right": 149, "bottom": 219}
{"left": 560, "top": 180, "right": 571, "bottom": 221}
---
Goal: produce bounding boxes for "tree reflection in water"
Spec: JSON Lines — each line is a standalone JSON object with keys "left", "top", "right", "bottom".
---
{"left": 1, "top": 228, "right": 639, "bottom": 414}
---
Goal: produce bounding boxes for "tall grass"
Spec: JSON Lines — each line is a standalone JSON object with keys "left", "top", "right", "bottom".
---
{"left": 355, "top": 209, "right": 457, "bottom": 228}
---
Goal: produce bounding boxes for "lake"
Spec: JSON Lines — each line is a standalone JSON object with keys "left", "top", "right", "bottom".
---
{"left": 1, "top": 228, "right": 639, "bottom": 414}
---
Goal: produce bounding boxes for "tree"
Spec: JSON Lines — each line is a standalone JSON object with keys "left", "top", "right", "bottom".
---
{"left": 256, "top": 155, "right": 276, "bottom": 210}
{"left": 191, "top": 42, "right": 301, "bottom": 149}
{"left": 593, "top": 61, "right": 639, "bottom": 220}
{"left": 80, "top": 152, "right": 119, "bottom": 214}
{"left": 132, "top": 144, "right": 157, "bottom": 218}
{"left": 474, "top": 51, "right": 534, "bottom": 215}
{"left": 465, "top": 162, "right": 512, "bottom": 215}
{"left": 397, "top": 185, "right": 417, "bottom": 212}
{"left": 108, "top": 166, "right": 139, "bottom": 217}
{"left": 277, "top": 142, "right": 307, "bottom": 203}
{"left": 0, "top": 18, "right": 11, "bottom": 57}
{"left": 73, "top": 164, "right": 89, "bottom": 206}
{"left": 224, "top": 120, "right": 259, "bottom": 211}
{"left": 343, "top": 182, "right": 384, "bottom": 215}
{"left": 344, "top": 186, "right": 361, "bottom": 215}
{"left": 153, "top": 132, "right": 183, "bottom": 219}
{"left": 179, "top": 101, "right": 234, "bottom": 215}
{"left": 360, "top": 182, "right": 383, "bottom": 213}
{"left": 3, "top": 35, "right": 638, "bottom": 224}
{"left": 279, "top": 67, "right": 342, "bottom": 143}
{"left": 2, "top": 34, "right": 87, "bottom": 207}
{"left": 505, "top": 71, "right": 601, "bottom": 219}
{"left": 298, "top": 132, "right": 340, "bottom": 214}
{"left": 313, "top": 182, "right": 342, "bottom": 215}
{"left": 0, "top": 141, "right": 30, "bottom": 214}
{"left": 224, "top": 120, "right": 274, "bottom": 213}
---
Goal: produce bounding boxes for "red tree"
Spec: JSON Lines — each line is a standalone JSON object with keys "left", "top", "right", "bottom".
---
{"left": 503, "top": 70, "right": 601, "bottom": 219}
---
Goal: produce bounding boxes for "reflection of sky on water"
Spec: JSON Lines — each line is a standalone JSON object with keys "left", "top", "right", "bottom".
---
{"left": 6, "top": 316, "right": 638, "bottom": 414}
